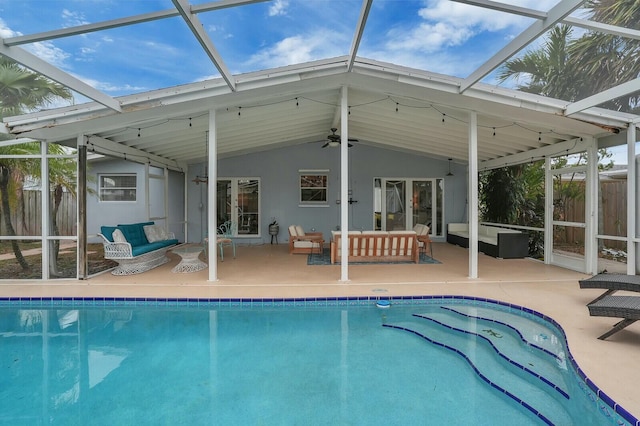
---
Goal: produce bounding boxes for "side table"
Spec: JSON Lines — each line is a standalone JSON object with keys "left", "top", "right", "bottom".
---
{"left": 171, "top": 245, "right": 207, "bottom": 273}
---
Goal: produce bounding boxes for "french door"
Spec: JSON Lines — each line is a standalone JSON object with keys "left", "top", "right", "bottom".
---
{"left": 374, "top": 178, "right": 444, "bottom": 236}
{"left": 216, "top": 178, "right": 260, "bottom": 237}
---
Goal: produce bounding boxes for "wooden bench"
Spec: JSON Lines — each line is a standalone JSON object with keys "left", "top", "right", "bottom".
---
{"left": 330, "top": 231, "right": 418, "bottom": 264}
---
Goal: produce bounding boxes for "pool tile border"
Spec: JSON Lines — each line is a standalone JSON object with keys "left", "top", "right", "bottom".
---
{"left": 0, "top": 294, "right": 637, "bottom": 426}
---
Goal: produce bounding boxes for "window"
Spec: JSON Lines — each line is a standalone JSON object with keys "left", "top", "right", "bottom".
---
{"left": 99, "top": 174, "right": 137, "bottom": 201}
{"left": 300, "top": 172, "right": 328, "bottom": 204}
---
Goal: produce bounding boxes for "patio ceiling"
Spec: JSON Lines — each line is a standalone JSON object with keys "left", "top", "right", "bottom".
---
{"left": 1, "top": 0, "right": 639, "bottom": 171}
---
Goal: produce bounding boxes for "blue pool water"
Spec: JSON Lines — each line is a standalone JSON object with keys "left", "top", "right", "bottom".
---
{"left": 0, "top": 296, "right": 636, "bottom": 425}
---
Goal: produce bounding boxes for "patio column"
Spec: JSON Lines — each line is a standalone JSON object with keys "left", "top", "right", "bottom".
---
{"left": 41, "top": 141, "right": 51, "bottom": 279}
{"left": 207, "top": 109, "right": 218, "bottom": 282}
{"left": 340, "top": 86, "right": 349, "bottom": 282}
{"left": 77, "top": 136, "right": 88, "bottom": 279}
{"left": 468, "top": 111, "right": 478, "bottom": 279}
{"left": 629, "top": 123, "right": 637, "bottom": 274}
{"left": 586, "top": 138, "right": 598, "bottom": 275}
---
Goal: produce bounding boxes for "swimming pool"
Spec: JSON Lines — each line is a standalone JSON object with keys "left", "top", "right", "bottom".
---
{"left": 0, "top": 296, "right": 636, "bottom": 425}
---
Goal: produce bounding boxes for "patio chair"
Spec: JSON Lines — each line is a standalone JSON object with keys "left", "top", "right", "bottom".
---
{"left": 413, "top": 223, "right": 433, "bottom": 258}
{"left": 288, "top": 225, "right": 324, "bottom": 255}
{"left": 216, "top": 221, "right": 237, "bottom": 261}
{"left": 579, "top": 273, "right": 640, "bottom": 304}
{"left": 587, "top": 295, "right": 640, "bottom": 340}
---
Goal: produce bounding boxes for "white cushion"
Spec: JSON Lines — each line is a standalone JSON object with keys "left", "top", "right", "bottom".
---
{"left": 112, "top": 229, "right": 127, "bottom": 243}
{"left": 288, "top": 225, "right": 298, "bottom": 237}
{"left": 413, "top": 224, "right": 430, "bottom": 236}
{"left": 295, "top": 225, "right": 305, "bottom": 236}
{"left": 143, "top": 224, "right": 169, "bottom": 242}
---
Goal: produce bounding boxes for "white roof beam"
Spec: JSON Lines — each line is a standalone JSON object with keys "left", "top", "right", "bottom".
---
{"left": 565, "top": 78, "right": 640, "bottom": 116}
{"left": 172, "top": 0, "right": 236, "bottom": 92}
{"left": 450, "top": 0, "right": 545, "bottom": 19}
{"left": 3, "top": 0, "right": 269, "bottom": 46}
{"left": 563, "top": 17, "right": 640, "bottom": 41}
{"left": 347, "top": 0, "right": 373, "bottom": 72}
{"left": 87, "top": 135, "right": 185, "bottom": 172}
{"left": 459, "top": 0, "right": 586, "bottom": 93}
{"left": 0, "top": 43, "right": 122, "bottom": 112}
{"left": 3, "top": 10, "right": 177, "bottom": 46}
{"left": 451, "top": 0, "right": 640, "bottom": 41}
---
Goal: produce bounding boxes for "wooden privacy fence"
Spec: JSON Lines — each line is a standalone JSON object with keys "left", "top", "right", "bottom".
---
{"left": 0, "top": 190, "right": 77, "bottom": 237}
{"left": 555, "top": 180, "right": 627, "bottom": 249}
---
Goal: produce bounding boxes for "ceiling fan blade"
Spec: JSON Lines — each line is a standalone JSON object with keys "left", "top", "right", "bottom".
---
{"left": 321, "top": 142, "right": 329, "bottom": 148}
{"left": 348, "top": 142, "right": 353, "bottom": 147}
{"left": 348, "top": 138, "right": 358, "bottom": 142}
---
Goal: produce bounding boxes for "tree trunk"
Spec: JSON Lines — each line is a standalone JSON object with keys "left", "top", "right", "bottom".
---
{"left": 49, "top": 185, "right": 62, "bottom": 276}
{"left": 0, "top": 167, "right": 30, "bottom": 271}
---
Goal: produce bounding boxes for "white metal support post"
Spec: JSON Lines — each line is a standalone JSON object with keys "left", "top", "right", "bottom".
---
{"left": 628, "top": 123, "right": 637, "bottom": 275}
{"left": 586, "top": 138, "right": 598, "bottom": 274}
{"left": 340, "top": 86, "right": 350, "bottom": 282}
{"left": 468, "top": 111, "right": 478, "bottom": 279}
{"left": 41, "top": 141, "right": 50, "bottom": 279}
{"left": 77, "top": 135, "right": 88, "bottom": 279}
{"left": 544, "top": 156, "right": 553, "bottom": 264}
{"left": 207, "top": 109, "right": 218, "bottom": 282}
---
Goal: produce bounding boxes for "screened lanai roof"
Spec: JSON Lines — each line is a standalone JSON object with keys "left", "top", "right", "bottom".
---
{"left": 1, "top": 0, "right": 639, "bottom": 170}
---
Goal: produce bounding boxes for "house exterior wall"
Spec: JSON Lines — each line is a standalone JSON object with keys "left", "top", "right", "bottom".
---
{"left": 186, "top": 143, "right": 465, "bottom": 244}
{"left": 86, "top": 160, "right": 185, "bottom": 243}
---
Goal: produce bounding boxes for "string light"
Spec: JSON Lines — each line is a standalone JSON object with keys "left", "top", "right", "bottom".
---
{"left": 113, "top": 94, "right": 571, "bottom": 144}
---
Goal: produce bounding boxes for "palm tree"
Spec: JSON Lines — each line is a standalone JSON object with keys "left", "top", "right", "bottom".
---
{"left": 568, "top": 0, "right": 640, "bottom": 112}
{"left": 0, "top": 58, "right": 72, "bottom": 272}
{"left": 497, "top": 24, "right": 586, "bottom": 101}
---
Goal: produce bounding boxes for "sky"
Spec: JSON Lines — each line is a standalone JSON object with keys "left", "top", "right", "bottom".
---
{"left": 0, "top": 0, "right": 570, "bottom": 103}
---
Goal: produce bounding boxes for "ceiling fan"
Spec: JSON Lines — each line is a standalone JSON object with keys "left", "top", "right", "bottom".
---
{"left": 322, "top": 128, "right": 358, "bottom": 148}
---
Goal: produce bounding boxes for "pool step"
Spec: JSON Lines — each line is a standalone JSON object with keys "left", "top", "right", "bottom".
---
{"left": 418, "top": 308, "right": 570, "bottom": 395}
{"left": 384, "top": 318, "right": 572, "bottom": 425}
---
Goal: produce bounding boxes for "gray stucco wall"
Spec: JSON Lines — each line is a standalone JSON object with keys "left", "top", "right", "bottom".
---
{"left": 186, "top": 143, "right": 465, "bottom": 245}
{"left": 86, "top": 160, "right": 185, "bottom": 243}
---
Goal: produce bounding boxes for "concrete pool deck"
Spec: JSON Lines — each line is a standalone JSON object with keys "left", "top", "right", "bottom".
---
{"left": 2, "top": 241, "right": 639, "bottom": 420}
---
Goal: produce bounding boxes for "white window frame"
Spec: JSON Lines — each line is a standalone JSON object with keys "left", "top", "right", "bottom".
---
{"left": 299, "top": 169, "right": 329, "bottom": 207}
{"left": 98, "top": 173, "right": 137, "bottom": 202}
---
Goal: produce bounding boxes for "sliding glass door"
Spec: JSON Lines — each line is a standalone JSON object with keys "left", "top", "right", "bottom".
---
{"left": 216, "top": 178, "right": 260, "bottom": 237}
{"left": 374, "top": 178, "right": 444, "bottom": 236}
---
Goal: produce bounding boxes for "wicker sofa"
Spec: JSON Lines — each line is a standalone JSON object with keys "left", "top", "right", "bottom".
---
{"left": 446, "top": 223, "right": 528, "bottom": 259}
{"left": 99, "top": 221, "right": 179, "bottom": 275}
{"left": 330, "top": 230, "right": 418, "bottom": 264}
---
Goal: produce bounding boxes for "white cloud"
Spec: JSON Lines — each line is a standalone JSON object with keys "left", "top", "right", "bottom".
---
{"left": 386, "top": 22, "right": 473, "bottom": 53}
{"left": 246, "top": 30, "right": 346, "bottom": 68}
{"left": 268, "top": 0, "right": 289, "bottom": 17}
{"left": 61, "top": 9, "right": 90, "bottom": 28}
{"left": 0, "top": 17, "right": 20, "bottom": 38}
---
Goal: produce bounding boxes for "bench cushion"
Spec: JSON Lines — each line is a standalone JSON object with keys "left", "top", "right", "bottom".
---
{"left": 118, "top": 222, "right": 154, "bottom": 247}
{"left": 130, "top": 239, "right": 179, "bottom": 257}
{"left": 100, "top": 226, "right": 119, "bottom": 242}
